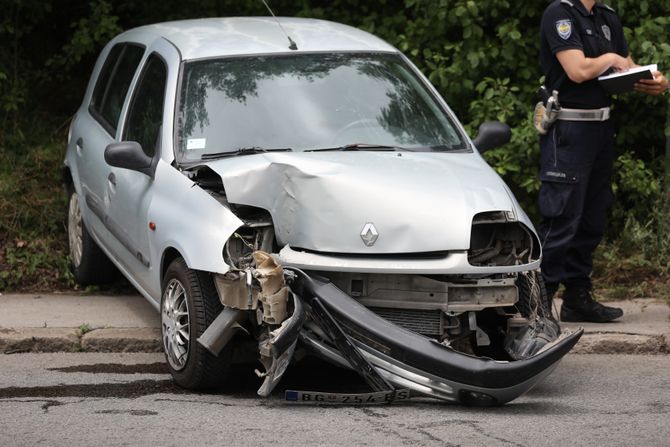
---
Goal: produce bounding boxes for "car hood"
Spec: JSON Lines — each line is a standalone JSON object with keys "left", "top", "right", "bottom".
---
{"left": 205, "top": 151, "right": 517, "bottom": 254}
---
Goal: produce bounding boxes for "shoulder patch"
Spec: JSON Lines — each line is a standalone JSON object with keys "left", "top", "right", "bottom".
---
{"left": 560, "top": 0, "right": 574, "bottom": 7}
{"left": 556, "top": 19, "right": 572, "bottom": 40}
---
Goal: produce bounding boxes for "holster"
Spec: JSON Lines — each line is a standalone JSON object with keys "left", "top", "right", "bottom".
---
{"left": 533, "top": 90, "right": 560, "bottom": 135}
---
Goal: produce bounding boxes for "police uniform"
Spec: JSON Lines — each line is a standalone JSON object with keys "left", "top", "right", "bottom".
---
{"left": 538, "top": 0, "right": 624, "bottom": 321}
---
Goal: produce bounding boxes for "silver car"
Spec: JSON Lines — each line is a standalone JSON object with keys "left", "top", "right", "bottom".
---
{"left": 64, "top": 17, "right": 581, "bottom": 406}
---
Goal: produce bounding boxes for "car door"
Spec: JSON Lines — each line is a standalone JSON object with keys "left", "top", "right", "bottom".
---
{"left": 72, "top": 43, "right": 145, "bottom": 248}
{"left": 105, "top": 40, "right": 176, "bottom": 297}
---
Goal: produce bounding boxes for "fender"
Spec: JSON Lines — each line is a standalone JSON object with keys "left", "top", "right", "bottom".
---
{"left": 148, "top": 160, "right": 243, "bottom": 293}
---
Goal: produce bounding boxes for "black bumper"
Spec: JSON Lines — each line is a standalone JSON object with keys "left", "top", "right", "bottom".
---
{"left": 289, "top": 269, "right": 583, "bottom": 405}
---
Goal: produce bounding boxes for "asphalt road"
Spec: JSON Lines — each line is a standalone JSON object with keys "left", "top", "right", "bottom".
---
{"left": 0, "top": 353, "right": 668, "bottom": 446}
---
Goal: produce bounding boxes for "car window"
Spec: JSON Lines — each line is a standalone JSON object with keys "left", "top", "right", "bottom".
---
{"left": 89, "top": 43, "right": 144, "bottom": 135}
{"left": 124, "top": 54, "right": 167, "bottom": 157}
{"left": 177, "top": 52, "right": 466, "bottom": 162}
{"left": 90, "top": 44, "right": 123, "bottom": 116}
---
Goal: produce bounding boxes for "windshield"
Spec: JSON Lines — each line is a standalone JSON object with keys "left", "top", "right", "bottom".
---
{"left": 176, "top": 52, "right": 466, "bottom": 161}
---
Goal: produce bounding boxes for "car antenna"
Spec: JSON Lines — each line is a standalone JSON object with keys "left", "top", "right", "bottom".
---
{"left": 261, "top": 0, "right": 298, "bottom": 50}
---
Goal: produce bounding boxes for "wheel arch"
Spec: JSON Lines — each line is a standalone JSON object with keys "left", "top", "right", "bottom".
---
{"left": 161, "top": 246, "right": 184, "bottom": 285}
{"left": 63, "top": 165, "right": 74, "bottom": 195}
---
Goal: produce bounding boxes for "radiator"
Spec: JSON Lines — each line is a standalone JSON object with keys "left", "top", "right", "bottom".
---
{"left": 369, "top": 307, "right": 442, "bottom": 337}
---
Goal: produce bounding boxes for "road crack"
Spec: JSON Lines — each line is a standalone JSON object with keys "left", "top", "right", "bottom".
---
{"left": 0, "top": 398, "right": 87, "bottom": 413}
{"left": 0, "top": 379, "right": 187, "bottom": 399}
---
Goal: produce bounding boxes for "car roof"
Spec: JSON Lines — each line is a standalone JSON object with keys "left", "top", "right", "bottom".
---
{"left": 116, "top": 17, "right": 398, "bottom": 60}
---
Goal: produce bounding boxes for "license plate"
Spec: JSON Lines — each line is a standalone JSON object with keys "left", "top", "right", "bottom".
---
{"left": 284, "top": 389, "right": 411, "bottom": 404}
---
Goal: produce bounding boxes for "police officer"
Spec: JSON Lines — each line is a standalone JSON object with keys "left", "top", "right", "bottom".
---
{"left": 538, "top": 0, "right": 668, "bottom": 322}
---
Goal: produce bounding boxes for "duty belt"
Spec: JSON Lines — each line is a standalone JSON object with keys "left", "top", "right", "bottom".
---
{"left": 557, "top": 107, "right": 610, "bottom": 121}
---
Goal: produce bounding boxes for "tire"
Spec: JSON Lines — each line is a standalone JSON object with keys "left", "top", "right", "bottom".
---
{"left": 161, "top": 257, "right": 231, "bottom": 390}
{"left": 67, "top": 190, "right": 117, "bottom": 285}
{"left": 515, "top": 269, "right": 554, "bottom": 321}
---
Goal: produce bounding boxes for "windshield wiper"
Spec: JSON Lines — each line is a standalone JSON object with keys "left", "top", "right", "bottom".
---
{"left": 429, "top": 144, "right": 468, "bottom": 152}
{"left": 307, "top": 143, "right": 413, "bottom": 152}
{"left": 200, "top": 146, "right": 292, "bottom": 160}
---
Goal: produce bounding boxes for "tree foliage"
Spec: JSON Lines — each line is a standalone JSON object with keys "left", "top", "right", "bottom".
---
{"left": 1, "top": 0, "right": 669, "bottom": 237}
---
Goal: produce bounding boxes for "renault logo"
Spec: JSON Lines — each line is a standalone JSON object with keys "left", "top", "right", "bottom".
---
{"left": 360, "top": 223, "right": 379, "bottom": 247}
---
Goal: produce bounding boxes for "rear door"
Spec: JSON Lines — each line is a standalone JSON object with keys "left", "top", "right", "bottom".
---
{"left": 72, "top": 43, "right": 144, "bottom": 249}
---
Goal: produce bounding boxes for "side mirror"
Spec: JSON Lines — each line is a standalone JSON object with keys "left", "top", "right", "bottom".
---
{"left": 104, "top": 141, "right": 155, "bottom": 177}
{"left": 472, "top": 121, "right": 511, "bottom": 154}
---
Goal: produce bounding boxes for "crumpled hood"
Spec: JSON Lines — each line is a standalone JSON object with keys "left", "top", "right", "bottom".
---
{"left": 206, "top": 151, "right": 516, "bottom": 254}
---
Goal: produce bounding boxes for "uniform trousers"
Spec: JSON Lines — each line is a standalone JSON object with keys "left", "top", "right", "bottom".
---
{"left": 538, "top": 119, "right": 615, "bottom": 295}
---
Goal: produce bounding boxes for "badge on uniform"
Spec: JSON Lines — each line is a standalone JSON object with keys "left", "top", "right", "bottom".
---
{"left": 556, "top": 20, "right": 572, "bottom": 40}
{"left": 601, "top": 25, "right": 611, "bottom": 41}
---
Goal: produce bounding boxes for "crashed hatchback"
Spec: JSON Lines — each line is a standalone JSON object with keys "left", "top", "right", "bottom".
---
{"left": 64, "top": 17, "right": 582, "bottom": 406}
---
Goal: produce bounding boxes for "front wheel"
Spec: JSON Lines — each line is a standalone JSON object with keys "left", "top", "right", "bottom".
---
{"left": 161, "top": 257, "right": 231, "bottom": 390}
{"left": 515, "top": 269, "right": 554, "bottom": 321}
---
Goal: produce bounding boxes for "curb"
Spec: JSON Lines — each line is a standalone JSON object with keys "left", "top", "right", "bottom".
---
{"left": 0, "top": 327, "right": 161, "bottom": 354}
{"left": 1, "top": 327, "right": 668, "bottom": 355}
{"left": 81, "top": 328, "right": 162, "bottom": 353}
{"left": 0, "top": 328, "right": 79, "bottom": 353}
{"left": 571, "top": 332, "right": 669, "bottom": 355}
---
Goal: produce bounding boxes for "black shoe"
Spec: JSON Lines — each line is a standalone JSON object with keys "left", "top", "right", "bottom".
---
{"left": 560, "top": 289, "right": 623, "bottom": 323}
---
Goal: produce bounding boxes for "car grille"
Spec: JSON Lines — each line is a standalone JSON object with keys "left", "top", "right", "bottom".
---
{"left": 369, "top": 307, "right": 442, "bottom": 337}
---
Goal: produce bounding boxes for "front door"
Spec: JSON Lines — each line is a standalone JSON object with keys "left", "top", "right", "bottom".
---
{"left": 105, "top": 45, "right": 172, "bottom": 295}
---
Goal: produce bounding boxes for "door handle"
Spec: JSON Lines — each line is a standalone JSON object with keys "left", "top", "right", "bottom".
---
{"left": 108, "top": 172, "right": 116, "bottom": 186}
{"left": 75, "top": 137, "right": 84, "bottom": 156}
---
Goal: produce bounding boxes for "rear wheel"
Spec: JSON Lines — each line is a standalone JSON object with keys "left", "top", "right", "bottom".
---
{"left": 67, "top": 191, "right": 116, "bottom": 285}
{"left": 161, "top": 257, "right": 231, "bottom": 390}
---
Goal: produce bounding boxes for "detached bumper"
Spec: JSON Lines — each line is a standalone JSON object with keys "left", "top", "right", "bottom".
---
{"left": 289, "top": 269, "right": 582, "bottom": 406}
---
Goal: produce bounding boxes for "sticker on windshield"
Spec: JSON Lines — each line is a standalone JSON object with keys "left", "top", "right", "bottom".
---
{"left": 186, "top": 138, "right": 207, "bottom": 150}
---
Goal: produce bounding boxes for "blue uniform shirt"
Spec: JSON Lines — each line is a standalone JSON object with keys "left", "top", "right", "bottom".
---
{"left": 540, "top": 0, "right": 629, "bottom": 108}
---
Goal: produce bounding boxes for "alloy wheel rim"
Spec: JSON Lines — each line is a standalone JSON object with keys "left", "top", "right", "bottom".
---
{"left": 67, "top": 193, "right": 83, "bottom": 268}
{"left": 162, "top": 279, "right": 190, "bottom": 371}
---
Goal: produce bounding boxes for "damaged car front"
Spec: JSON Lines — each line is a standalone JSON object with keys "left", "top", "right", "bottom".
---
{"left": 176, "top": 49, "right": 582, "bottom": 405}
{"left": 64, "top": 18, "right": 581, "bottom": 408}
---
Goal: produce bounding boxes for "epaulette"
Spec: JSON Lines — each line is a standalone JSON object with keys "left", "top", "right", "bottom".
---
{"left": 596, "top": 3, "right": 616, "bottom": 13}
{"left": 560, "top": 0, "right": 574, "bottom": 6}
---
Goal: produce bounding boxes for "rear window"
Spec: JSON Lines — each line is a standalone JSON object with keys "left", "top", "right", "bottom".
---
{"left": 89, "top": 43, "right": 144, "bottom": 136}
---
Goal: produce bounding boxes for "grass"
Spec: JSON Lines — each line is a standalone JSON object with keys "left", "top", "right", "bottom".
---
{"left": 593, "top": 275, "right": 670, "bottom": 304}
{"left": 0, "top": 142, "right": 74, "bottom": 292}
{"left": 592, "top": 202, "right": 670, "bottom": 304}
{"left": 77, "top": 323, "right": 92, "bottom": 336}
